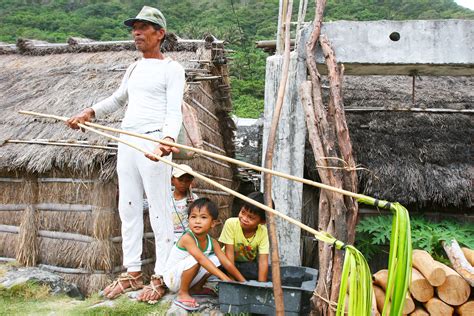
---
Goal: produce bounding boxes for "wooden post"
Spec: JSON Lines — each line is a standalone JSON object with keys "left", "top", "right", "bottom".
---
{"left": 303, "top": 0, "right": 359, "bottom": 314}
{"left": 276, "top": 0, "right": 288, "bottom": 54}
{"left": 264, "top": 1, "right": 293, "bottom": 314}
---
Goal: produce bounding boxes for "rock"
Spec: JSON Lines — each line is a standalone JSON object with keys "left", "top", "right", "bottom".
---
{"left": 0, "top": 265, "right": 83, "bottom": 299}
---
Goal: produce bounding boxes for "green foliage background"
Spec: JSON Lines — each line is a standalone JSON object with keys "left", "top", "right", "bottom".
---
{"left": 0, "top": 0, "right": 472, "bottom": 117}
{"left": 356, "top": 215, "right": 474, "bottom": 263}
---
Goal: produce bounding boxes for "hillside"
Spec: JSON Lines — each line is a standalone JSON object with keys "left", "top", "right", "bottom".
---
{"left": 0, "top": 0, "right": 472, "bottom": 117}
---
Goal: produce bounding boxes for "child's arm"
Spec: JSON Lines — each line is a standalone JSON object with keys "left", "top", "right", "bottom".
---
{"left": 258, "top": 253, "right": 269, "bottom": 282}
{"left": 180, "top": 234, "right": 231, "bottom": 281}
{"left": 223, "top": 243, "right": 235, "bottom": 264}
{"left": 213, "top": 239, "right": 246, "bottom": 282}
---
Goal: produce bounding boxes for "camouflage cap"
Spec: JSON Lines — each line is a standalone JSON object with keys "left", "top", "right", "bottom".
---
{"left": 124, "top": 6, "right": 166, "bottom": 29}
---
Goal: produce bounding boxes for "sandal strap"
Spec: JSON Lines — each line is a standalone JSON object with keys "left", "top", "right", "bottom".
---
{"left": 111, "top": 272, "right": 143, "bottom": 291}
{"left": 150, "top": 274, "right": 167, "bottom": 289}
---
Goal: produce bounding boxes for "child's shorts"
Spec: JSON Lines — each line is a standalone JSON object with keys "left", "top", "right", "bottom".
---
{"left": 163, "top": 254, "right": 221, "bottom": 292}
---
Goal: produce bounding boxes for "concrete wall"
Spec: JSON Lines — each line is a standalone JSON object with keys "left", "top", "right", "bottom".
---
{"left": 299, "top": 19, "right": 474, "bottom": 75}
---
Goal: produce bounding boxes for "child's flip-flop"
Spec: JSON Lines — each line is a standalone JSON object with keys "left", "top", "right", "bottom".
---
{"left": 173, "top": 298, "right": 200, "bottom": 311}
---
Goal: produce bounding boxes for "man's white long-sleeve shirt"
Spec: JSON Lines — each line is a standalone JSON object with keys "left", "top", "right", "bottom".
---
{"left": 92, "top": 58, "right": 185, "bottom": 140}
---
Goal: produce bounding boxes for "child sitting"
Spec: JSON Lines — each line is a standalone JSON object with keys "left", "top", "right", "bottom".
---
{"left": 163, "top": 198, "right": 246, "bottom": 311}
{"left": 219, "top": 191, "right": 271, "bottom": 282}
{"left": 170, "top": 164, "right": 198, "bottom": 241}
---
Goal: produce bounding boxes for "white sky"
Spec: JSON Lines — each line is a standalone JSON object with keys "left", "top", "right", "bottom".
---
{"left": 454, "top": 0, "right": 474, "bottom": 10}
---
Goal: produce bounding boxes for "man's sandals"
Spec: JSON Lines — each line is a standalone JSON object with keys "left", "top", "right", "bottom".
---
{"left": 137, "top": 275, "right": 168, "bottom": 304}
{"left": 102, "top": 272, "right": 144, "bottom": 299}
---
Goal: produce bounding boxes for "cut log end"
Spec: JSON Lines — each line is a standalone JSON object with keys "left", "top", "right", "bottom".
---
{"left": 436, "top": 263, "right": 471, "bottom": 306}
{"left": 409, "top": 268, "right": 434, "bottom": 302}
{"left": 424, "top": 297, "right": 454, "bottom": 316}
{"left": 412, "top": 250, "right": 446, "bottom": 286}
{"left": 461, "top": 247, "right": 474, "bottom": 266}
{"left": 409, "top": 306, "right": 429, "bottom": 316}
{"left": 456, "top": 300, "right": 474, "bottom": 316}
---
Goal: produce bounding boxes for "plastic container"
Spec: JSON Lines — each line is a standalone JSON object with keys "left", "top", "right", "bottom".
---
{"left": 218, "top": 265, "right": 318, "bottom": 315}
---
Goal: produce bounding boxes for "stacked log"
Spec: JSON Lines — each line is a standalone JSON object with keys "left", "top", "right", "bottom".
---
{"left": 371, "top": 249, "right": 473, "bottom": 315}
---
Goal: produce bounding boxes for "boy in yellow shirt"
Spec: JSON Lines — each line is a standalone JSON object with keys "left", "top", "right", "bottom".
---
{"left": 218, "top": 192, "right": 271, "bottom": 281}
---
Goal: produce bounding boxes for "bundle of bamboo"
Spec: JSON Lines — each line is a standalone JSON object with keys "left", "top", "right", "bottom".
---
{"left": 372, "top": 249, "right": 473, "bottom": 316}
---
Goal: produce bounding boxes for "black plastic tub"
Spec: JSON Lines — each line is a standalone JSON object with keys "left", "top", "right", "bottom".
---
{"left": 218, "top": 265, "right": 318, "bottom": 315}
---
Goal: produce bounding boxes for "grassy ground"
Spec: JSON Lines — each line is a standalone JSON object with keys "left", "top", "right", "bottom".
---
{"left": 0, "top": 281, "right": 170, "bottom": 316}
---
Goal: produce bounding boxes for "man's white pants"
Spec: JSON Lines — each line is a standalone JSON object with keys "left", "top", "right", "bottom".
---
{"left": 117, "top": 131, "right": 174, "bottom": 276}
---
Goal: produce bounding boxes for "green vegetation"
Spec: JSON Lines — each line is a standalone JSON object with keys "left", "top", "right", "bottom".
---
{"left": 356, "top": 215, "right": 474, "bottom": 263}
{"left": 0, "top": 280, "right": 169, "bottom": 316}
{"left": 0, "top": 0, "right": 472, "bottom": 117}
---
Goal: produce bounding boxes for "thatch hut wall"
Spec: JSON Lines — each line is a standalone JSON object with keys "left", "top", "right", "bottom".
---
{"left": 0, "top": 37, "right": 236, "bottom": 294}
{"left": 304, "top": 75, "right": 473, "bottom": 213}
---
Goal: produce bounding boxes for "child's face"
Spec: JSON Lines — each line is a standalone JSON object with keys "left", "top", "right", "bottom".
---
{"left": 172, "top": 174, "right": 194, "bottom": 193}
{"left": 188, "top": 206, "right": 216, "bottom": 235}
{"left": 238, "top": 207, "right": 263, "bottom": 231}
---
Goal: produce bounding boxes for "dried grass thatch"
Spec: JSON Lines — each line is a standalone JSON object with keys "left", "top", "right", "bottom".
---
{"left": 92, "top": 207, "right": 118, "bottom": 240}
{"left": 16, "top": 205, "right": 38, "bottom": 266}
{"left": 59, "top": 272, "right": 111, "bottom": 296}
{"left": 305, "top": 75, "right": 473, "bottom": 212}
{"left": 82, "top": 240, "right": 114, "bottom": 271}
{"left": 0, "top": 38, "right": 236, "bottom": 184}
{"left": 38, "top": 237, "right": 89, "bottom": 268}
{"left": 37, "top": 181, "right": 93, "bottom": 204}
{"left": 0, "top": 232, "right": 18, "bottom": 258}
{"left": 0, "top": 211, "right": 23, "bottom": 226}
{"left": 38, "top": 211, "right": 92, "bottom": 236}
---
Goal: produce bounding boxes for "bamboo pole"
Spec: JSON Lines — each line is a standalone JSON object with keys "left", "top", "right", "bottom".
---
{"left": 295, "top": 0, "right": 308, "bottom": 49}
{"left": 6, "top": 139, "right": 116, "bottom": 150}
{"left": 19, "top": 110, "right": 392, "bottom": 210}
{"left": 264, "top": 0, "right": 294, "bottom": 313}
{"left": 276, "top": 0, "right": 289, "bottom": 54}
{"left": 18, "top": 112, "right": 342, "bottom": 249}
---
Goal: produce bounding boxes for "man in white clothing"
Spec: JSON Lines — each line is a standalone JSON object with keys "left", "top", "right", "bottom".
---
{"left": 67, "top": 6, "right": 185, "bottom": 303}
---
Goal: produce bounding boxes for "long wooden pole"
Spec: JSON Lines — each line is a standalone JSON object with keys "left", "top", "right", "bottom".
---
{"left": 19, "top": 110, "right": 385, "bottom": 205}
{"left": 18, "top": 111, "right": 345, "bottom": 244}
{"left": 264, "top": 0, "right": 294, "bottom": 313}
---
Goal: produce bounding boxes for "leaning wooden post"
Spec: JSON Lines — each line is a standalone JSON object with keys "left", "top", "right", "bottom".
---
{"left": 320, "top": 36, "right": 359, "bottom": 245}
{"left": 305, "top": 1, "right": 336, "bottom": 314}
{"left": 319, "top": 36, "right": 359, "bottom": 309}
{"left": 264, "top": 0, "right": 293, "bottom": 314}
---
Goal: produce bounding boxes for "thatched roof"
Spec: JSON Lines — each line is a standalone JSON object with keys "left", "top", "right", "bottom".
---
{"left": 305, "top": 75, "right": 473, "bottom": 211}
{"left": 0, "top": 35, "right": 233, "bottom": 180}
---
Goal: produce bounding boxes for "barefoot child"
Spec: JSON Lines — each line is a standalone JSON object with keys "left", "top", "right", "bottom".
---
{"left": 219, "top": 192, "right": 271, "bottom": 281}
{"left": 170, "top": 164, "right": 198, "bottom": 241}
{"left": 163, "top": 198, "right": 246, "bottom": 311}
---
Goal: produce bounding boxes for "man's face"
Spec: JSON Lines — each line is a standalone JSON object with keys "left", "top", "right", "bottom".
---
{"left": 131, "top": 21, "right": 165, "bottom": 53}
